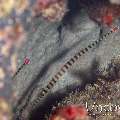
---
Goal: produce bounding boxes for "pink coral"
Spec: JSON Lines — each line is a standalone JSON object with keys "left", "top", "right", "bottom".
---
{"left": 33, "top": 0, "right": 68, "bottom": 22}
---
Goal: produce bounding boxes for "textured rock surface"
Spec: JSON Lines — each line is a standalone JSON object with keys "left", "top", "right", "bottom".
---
{"left": 13, "top": 9, "right": 120, "bottom": 119}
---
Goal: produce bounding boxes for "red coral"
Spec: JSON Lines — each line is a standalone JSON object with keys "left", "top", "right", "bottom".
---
{"left": 49, "top": 105, "right": 88, "bottom": 120}
{"left": 101, "top": 4, "right": 120, "bottom": 26}
{"left": 102, "top": 14, "right": 113, "bottom": 26}
{"left": 92, "top": 4, "right": 120, "bottom": 26}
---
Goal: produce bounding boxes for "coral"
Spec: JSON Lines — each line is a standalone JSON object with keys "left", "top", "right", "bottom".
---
{"left": 49, "top": 105, "right": 89, "bottom": 120}
{"left": 78, "top": 0, "right": 120, "bottom": 26}
{"left": 109, "top": 0, "right": 120, "bottom": 5}
{"left": 33, "top": 0, "right": 68, "bottom": 22}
